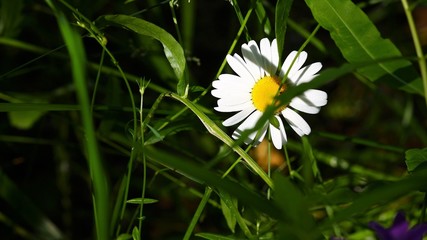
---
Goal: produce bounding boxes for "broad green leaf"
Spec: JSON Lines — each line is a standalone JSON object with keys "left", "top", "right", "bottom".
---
{"left": 96, "top": 15, "right": 187, "bottom": 96}
{"left": 405, "top": 148, "right": 427, "bottom": 173}
{"left": 127, "top": 198, "right": 158, "bottom": 204}
{"left": 305, "top": 0, "right": 423, "bottom": 95}
{"left": 132, "top": 227, "right": 141, "bottom": 240}
{"left": 219, "top": 192, "right": 237, "bottom": 233}
{"left": 275, "top": 0, "right": 293, "bottom": 65}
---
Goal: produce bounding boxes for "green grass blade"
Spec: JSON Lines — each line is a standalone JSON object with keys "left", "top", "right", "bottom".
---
{"left": 166, "top": 92, "right": 273, "bottom": 189}
{"left": 305, "top": 0, "right": 423, "bottom": 95}
{"left": 255, "top": 1, "right": 272, "bottom": 35}
{"left": 96, "top": 14, "right": 187, "bottom": 96}
{"left": 46, "top": 2, "right": 110, "bottom": 239}
{"left": 275, "top": 0, "right": 293, "bottom": 65}
{"left": 144, "top": 145, "right": 280, "bottom": 219}
{"left": 0, "top": 103, "right": 79, "bottom": 112}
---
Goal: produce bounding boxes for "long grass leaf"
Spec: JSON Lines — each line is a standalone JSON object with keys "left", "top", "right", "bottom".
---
{"left": 275, "top": 0, "right": 293, "bottom": 65}
{"left": 144, "top": 145, "right": 281, "bottom": 219}
{"left": 46, "top": 2, "right": 110, "bottom": 239}
{"left": 166, "top": 92, "right": 274, "bottom": 189}
{"left": 96, "top": 14, "right": 187, "bottom": 96}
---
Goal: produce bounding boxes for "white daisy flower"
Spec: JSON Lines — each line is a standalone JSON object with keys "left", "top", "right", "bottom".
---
{"left": 211, "top": 38, "right": 327, "bottom": 149}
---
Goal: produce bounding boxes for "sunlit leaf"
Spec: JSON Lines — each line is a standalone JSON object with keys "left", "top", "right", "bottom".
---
{"left": 255, "top": 1, "right": 271, "bottom": 35}
{"left": 127, "top": 198, "right": 158, "bottom": 204}
{"left": 96, "top": 15, "right": 187, "bottom": 96}
{"left": 405, "top": 148, "right": 427, "bottom": 173}
{"left": 132, "top": 227, "right": 140, "bottom": 240}
{"left": 218, "top": 190, "right": 237, "bottom": 233}
{"left": 305, "top": 0, "right": 423, "bottom": 95}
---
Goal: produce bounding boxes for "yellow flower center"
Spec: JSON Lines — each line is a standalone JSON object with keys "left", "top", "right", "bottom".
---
{"left": 251, "top": 76, "right": 287, "bottom": 113}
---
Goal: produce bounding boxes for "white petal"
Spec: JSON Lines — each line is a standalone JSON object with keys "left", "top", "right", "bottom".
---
{"left": 242, "top": 40, "right": 263, "bottom": 80}
{"left": 289, "top": 97, "right": 321, "bottom": 114}
{"left": 211, "top": 81, "right": 252, "bottom": 98}
{"left": 215, "top": 101, "right": 253, "bottom": 112}
{"left": 217, "top": 91, "right": 251, "bottom": 105}
{"left": 223, "top": 107, "right": 255, "bottom": 126}
{"left": 290, "top": 62, "right": 322, "bottom": 85}
{"left": 232, "top": 111, "right": 267, "bottom": 146}
{"left": 282, "top": 108, "right": 311, "bottom": 136}
{"left": 280, "top": 51, "right": 308, "bottom": 80}
{"left": 218, "top": 73, "right": 253, "bottom": 86}
{"left": 269, "top": 116, "right": 287, "bottom": 149}
{"left": 301, "top": 89, "right": 328, "bottom": 106}
{"left": 260, "top": 38, "right": 274, "bottom": 76}
{"left": 270, "top": 39, "right": 279, "bottom": 73}
{"left": 226, "top": 54, "right": 256, "bottom": 82}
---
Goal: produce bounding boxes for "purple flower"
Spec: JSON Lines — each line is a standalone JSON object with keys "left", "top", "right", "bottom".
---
{"left": 369, "top": 212, "right": 427, "bottom": 240}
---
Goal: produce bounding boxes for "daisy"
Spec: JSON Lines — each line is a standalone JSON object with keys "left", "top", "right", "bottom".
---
{"left": 211, "top": 38, "right": 327, "bottom": 149}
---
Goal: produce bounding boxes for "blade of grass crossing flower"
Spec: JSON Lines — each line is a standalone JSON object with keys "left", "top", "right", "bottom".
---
{"left": 96, "top": 15, "right": 187, "bottom": 96}
{"left": 166, "top": 92, "right": 273, "bottom": 189}
{"left": 275, "top": 0, "right": 293, "bottom": 67}
{"left": 239, "top": 63, "right": 359, "bottom": 145}
{"left": 305, "top": 0, "right": 423, "bottom": 95}
{"left": 46, "top": 2, "right": 110, "bottom": 239}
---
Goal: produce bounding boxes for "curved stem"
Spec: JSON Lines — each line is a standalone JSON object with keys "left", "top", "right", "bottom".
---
{"left": 401, "top": 0, "right": 427, "bottom": 106}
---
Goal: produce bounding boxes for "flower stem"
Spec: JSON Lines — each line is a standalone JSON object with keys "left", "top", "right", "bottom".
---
{"left": 401, "top": 0, "right": 427, "bottom": 107}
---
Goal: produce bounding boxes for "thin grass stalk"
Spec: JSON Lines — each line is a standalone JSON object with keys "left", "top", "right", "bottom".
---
{"left": 401, "top": 0, "right": 427, "bottom": 106}
{"left": 183, "top": 187, "right": 213, "bottom": 240}
{"left": 45, "top": 3, "right": 110, "bottom": 239}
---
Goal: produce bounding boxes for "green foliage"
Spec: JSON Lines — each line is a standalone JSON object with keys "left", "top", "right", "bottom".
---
{"left": 305, "top": 0, "right": 423, "bottom": 95}
{"left": 96, "top": 14, "right": 187, "bottom": 96}
{"left": 405, "top": 148, "right": 427, "bottom": 173}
